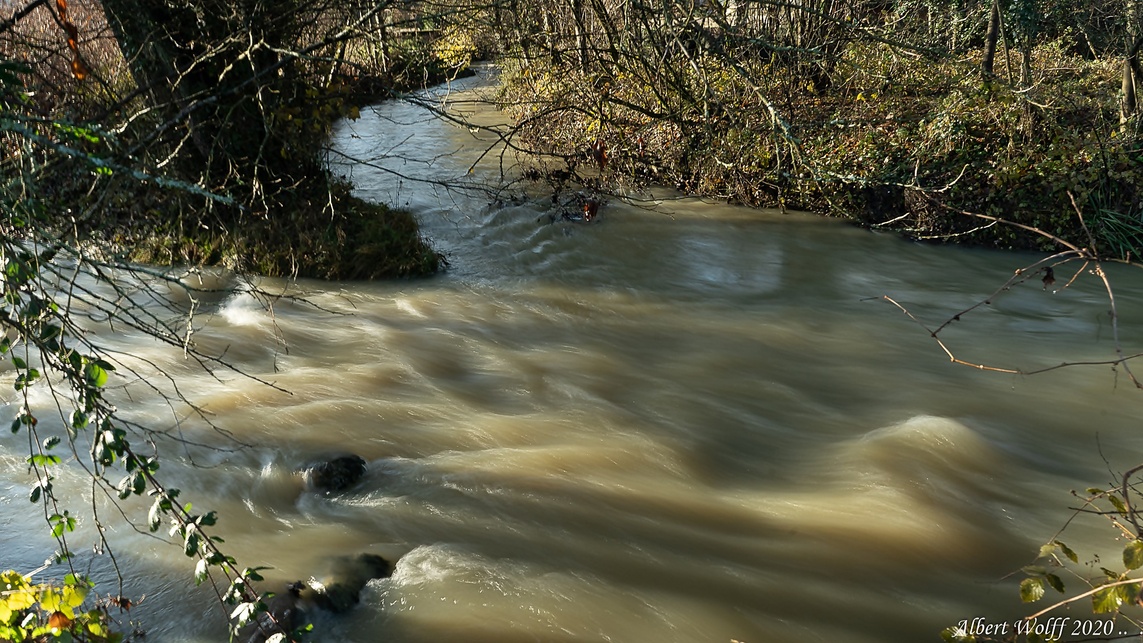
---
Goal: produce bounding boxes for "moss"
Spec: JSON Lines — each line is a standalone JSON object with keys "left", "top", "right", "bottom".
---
{"left": 61, "top": 170, "right": 439, "bottom": 280}
{"left": 119, "top": 190, "right": 441, "bottom": 280}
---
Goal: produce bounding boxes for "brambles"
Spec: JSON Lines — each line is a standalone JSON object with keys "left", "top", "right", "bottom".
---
{"left": 494, "top": 2, "right": 1141, "bottom": 256}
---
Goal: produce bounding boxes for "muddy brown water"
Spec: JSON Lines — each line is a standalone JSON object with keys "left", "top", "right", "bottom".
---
{"left": 3, "top": 68, "right": 1143, "bottom": 642}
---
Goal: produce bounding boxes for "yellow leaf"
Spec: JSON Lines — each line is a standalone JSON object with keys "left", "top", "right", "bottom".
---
{"left": 61, "top": 583, "right": 87, "bottom": 610}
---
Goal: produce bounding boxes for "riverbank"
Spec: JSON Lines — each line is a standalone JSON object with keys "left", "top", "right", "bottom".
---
{"left": 496, "top": 38, "right": 1141, "bottom": 258}
{"left": 2, "top": 0, "right": 463, "bottom": 281}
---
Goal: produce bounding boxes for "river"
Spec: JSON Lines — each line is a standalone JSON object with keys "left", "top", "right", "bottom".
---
{"left": 3, "top": 67, "right": 1143, "bottom": 642}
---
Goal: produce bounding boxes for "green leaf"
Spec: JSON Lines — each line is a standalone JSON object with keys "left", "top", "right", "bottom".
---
{"left": 84, "top": 362, "right": 108, "bottom": 389}
{"left": 11, "top": 356, "right": 26, "bottom": 369}
{"left": 224, "top": 579, "right": 247, "bottom": 604}
{"left": 184, "top": 530, "right": 199, "bottom": 557}
{"left": 28, "top": 454, "right": 61, "bottom": 467}
{"left": 116, "top": 479, "right": 132, "bottom": 501}
{"left": 194, "top": 559, "right": 209, "bottom": 586}
{"left": 49, "top": 512, "right": 76, "bottom": 538}
{"left": 1055, "top": 540, "right": 1078, "bottom": 563}
{"left": 1020, "top": 577, "right": 1045, "bottom": 603}
{"left": 1125, "top": 541, "right": 1143, "bottom": 570}
{"left": 42, "top": 436, "right": 59, "bottom": 450}
{"left": 147, "top": 500, "right": 162, "bottom": 532}
{"left": 198, "top": 511, "right": 218, "bottom": 527}
{"left": 230, "top": 601, "right": 259, "bottom": 627}
{"left": 1108, "top": 495, "right": 1128, "bottom": 515}
{"left": 1092, "top": 583, "right": 1130, "bottom": 613}
{"left": 242, "top": 567, "right": 267, "bottom": 582}
{"left": 1045, "top": 573, "right": 1065, "bottom": 593}
{"left": 61, "top": 580, "right": 89, "bottom": 609}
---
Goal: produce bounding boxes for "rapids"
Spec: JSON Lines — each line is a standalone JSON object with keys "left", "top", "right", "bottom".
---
{"left": 3, "top": 67, "right": 1143, "bottom": 642}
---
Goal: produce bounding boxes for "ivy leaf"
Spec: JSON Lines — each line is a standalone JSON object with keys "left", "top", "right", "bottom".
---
{"left": 1020, "top": 577, "right": 1045, "bottom": 603}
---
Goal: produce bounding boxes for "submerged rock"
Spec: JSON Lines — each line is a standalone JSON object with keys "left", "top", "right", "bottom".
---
{"left": 243, "top": 581, "right": 305, "bottom": 643}
{"left": 301, "top": 553, "right": 393, "bottom": 613}
{"left": 300, "top": 454, "right": 368, "bottom": 493}
{"left": 241, "top": 553, "right": 393, "bottom": 641}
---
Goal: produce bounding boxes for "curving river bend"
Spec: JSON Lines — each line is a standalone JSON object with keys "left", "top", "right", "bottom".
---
{"left": 4, "top": 68, "right": 1143, "bottom": 642}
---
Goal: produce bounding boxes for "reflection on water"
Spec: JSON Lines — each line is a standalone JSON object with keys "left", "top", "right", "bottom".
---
{"left": 3, "top": 69, "right": 1143, "bottom": 642}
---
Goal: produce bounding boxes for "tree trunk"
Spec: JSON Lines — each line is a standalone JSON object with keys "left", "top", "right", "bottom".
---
{"left": 1125, "top": 59, "right": 1138, "bottom": 122}
{"left": 981, "top": 0, "right": 1000, "bottom": 78}
{"left": 98, "top": 0, "right": 311, "bottom": 217}
{"left": 1125, "top": 0, "right": 1142, "bottom": 123}
{"left": 572, "top": 0, "right": 589, "bottom": 73}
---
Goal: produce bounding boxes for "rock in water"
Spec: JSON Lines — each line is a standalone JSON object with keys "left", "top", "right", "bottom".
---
{"left": 302, "top": 455, "right": 367, "bottom": 493}
{"left": 243, "top": 581, "right": 304, "bottom": 643}
{"left": 302, "top": 553, "right": 393, "bottom": 613}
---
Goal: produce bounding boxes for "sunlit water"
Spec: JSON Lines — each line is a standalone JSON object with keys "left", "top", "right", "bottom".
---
{"left": 4, "top": 68, "right": 1143, "bottom": 642}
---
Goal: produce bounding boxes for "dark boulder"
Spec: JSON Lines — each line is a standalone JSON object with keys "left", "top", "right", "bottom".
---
{"left": 300, "top": 455, "right": 368, "bottom": 493}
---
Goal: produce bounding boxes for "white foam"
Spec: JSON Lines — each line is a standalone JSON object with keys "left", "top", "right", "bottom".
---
{"left": 218, "top": 292, "right": 266, "bottom": 326}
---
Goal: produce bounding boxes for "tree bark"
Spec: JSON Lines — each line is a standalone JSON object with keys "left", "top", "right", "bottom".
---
{"left": 97, "top": 0, "right": 312, "bottom": 216}
{"left": 1124, "top": 0, "right": 1142, "bottom": 123}
{"left": 981, "top": 0, "right": 1000, "bottom": 78}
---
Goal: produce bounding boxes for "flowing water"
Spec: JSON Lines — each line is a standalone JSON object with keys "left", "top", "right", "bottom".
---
{"left": 4, "top": 68, "right": 1143, "bottom": 642}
